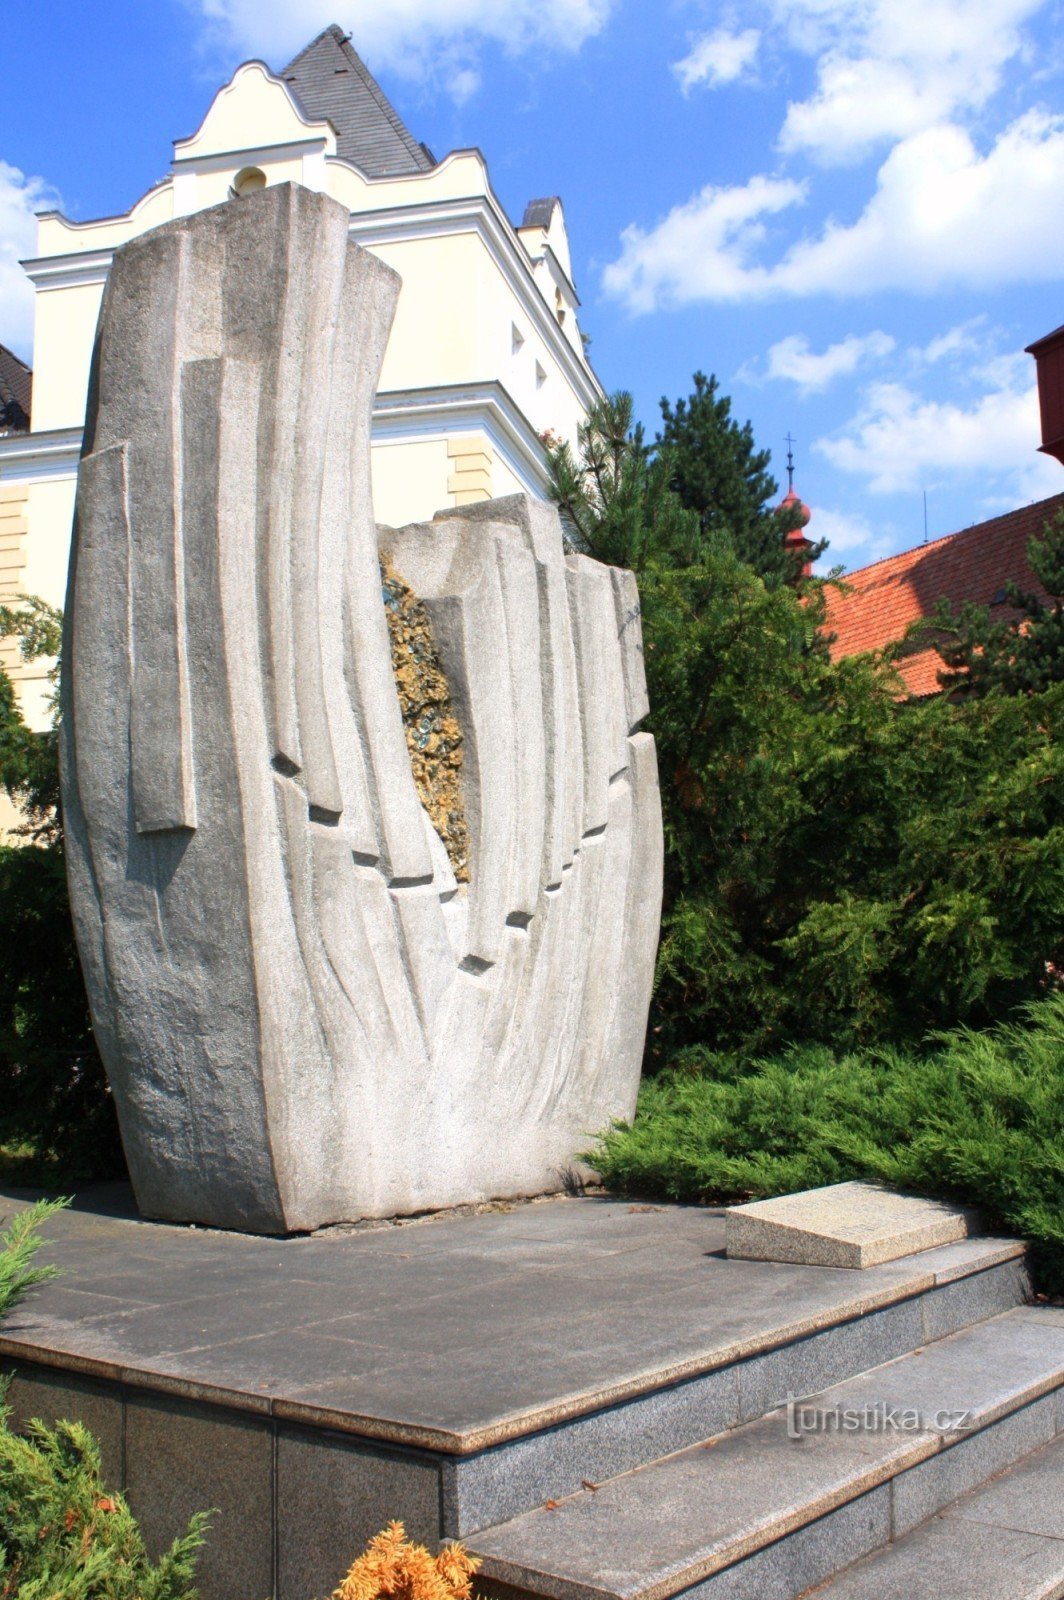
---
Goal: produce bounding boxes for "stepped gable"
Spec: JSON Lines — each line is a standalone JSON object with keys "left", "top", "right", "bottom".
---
{"left": 825, "top": 493, "right": 1063, "bottom": 697}
{"left": 280, "top": 23, "right": 435, "bottom": 178}
{"left": 0, "top": 344, "right": 31, "bottom": 434}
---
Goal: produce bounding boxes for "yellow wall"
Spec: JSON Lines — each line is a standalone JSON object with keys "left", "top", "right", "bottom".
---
{"left": 0, "top": 485, "right": 29, "bottom": 680}
{"left": 31, "top": 283, "right": 104, "bottom": 432}
{"left": 372, "top": 437, "right": 452, "bottom": 527}
{"left": 23, "top": 477, "right": 77, "bottom": 604}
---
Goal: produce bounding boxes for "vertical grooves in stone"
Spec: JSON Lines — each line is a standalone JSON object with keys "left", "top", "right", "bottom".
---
{"left": 62, "top": 187, "right": 663, "bottom": 1233}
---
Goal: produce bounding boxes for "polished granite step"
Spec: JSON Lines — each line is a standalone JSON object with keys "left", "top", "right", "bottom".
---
{"left": 804, "top": 1428, "right": 1064, "bottom": 1599}
{"left": 468, "top": 1307, "right": 1064, "bottom": 1600}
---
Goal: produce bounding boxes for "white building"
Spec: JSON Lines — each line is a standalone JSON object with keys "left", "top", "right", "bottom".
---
{"left": 0, "top": 23, "right": 601, "bottom": 734}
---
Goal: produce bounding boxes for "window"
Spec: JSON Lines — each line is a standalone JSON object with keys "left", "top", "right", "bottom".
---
{"left": 232, "top": 166, "right": 267, "bottom": 197}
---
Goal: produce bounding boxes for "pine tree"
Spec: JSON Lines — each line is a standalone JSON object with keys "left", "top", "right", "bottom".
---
{"left": 657, "top": 372, "right": 825, "bottom": 582}
{"left": 547, "top": 392, "right": 700, "bottom": 570}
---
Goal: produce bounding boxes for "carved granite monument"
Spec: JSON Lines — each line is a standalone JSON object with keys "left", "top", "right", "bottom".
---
{"left": 60, "top": 183, "right": 663, "bottom": 1234}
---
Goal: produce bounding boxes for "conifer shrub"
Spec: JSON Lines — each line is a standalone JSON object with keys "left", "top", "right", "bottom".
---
{"left": 0, "top": 1198, "right": 66, "bottom": 1322}
{"left": 588, "top": 993, "right": 1064, "bottom": 1293}
{"left": 330, "top": 1521, "right": 478, "bottom": 1600}
{"left": 0, "top": 1413, "right": 209, "bottom": 1600}
{"left": 0, "top": 1201, "right": 210, "bottom": 1599}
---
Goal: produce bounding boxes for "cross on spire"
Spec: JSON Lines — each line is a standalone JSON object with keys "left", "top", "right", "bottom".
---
{"left": 785, "top": 432, "right": 796, "bottom": 494}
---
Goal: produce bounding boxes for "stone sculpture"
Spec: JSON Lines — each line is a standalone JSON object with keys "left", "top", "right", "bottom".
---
{"left": 60, "top": 183, "right": 663, "bottom": 1234}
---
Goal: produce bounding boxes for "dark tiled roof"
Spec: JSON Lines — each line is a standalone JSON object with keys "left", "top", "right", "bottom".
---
{"left": 281, "top": 24, "right": 434, "bottom": 178}
{"left": 0, "top": 344, "right": 31, "bottom": 435}
{"left": 522, "top": 197, "right": 561, "bottom": 229}
{"left": 824, "top": 493, "right": 1064, "bottom": 696}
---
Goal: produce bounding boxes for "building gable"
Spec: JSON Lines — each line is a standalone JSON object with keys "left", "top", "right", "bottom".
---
{"left": 173, "top": 60, "right": 335, "bottom": 164}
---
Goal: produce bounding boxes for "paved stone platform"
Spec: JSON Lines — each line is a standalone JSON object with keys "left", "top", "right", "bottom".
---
{"left": 0, "top": 1188, "right": 1029, "bottom": 1600}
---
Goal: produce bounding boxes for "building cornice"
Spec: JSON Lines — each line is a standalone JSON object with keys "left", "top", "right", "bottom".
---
{"left": 373, "top": 381, "right": 550, "bottom": 498}
{"left": 23, "top": 191, "right": 602, "bottom": 415}
{"left": 171, "top": 137, "right": 329, "bottom": 172}
{"left": 21, "top": 249, "right": 115, "bottom": 291}
{"left": 0, "top": 427, "right": 81, "bottom": 480}
{"left": 0, "top": 390, "right": 550, "bottom": 499}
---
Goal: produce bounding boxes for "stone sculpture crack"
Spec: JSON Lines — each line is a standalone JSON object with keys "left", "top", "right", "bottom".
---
{"left": 60, "top": 183, "right": 663, "bottom": 1234}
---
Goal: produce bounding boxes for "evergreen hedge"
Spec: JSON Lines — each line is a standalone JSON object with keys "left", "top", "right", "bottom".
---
{"left": 588, "top": 993, "right": 1064, "bottom": 1293}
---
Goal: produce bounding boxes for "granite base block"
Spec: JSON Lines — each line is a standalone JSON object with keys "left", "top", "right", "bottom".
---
{"left": 725, "top": 1183, "right": 971, "bottom": 1270}
{"left": 277, "top": 1426, "right": 441, "bottom": 1600}
{"left": 125, "top": 1393, "right": 274, "bottom": 1600}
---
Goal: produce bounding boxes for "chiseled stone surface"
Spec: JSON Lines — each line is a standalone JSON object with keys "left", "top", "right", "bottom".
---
{"left": 726, "top": 1181, "right": 973, "bottom": 1269}
{"left": 59, "top": 181, "right": 663, "bottom": 1235}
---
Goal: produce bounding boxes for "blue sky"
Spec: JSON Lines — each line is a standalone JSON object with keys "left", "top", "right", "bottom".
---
{"left": 4, "top": 0, "right": 1064, "bottom": 570}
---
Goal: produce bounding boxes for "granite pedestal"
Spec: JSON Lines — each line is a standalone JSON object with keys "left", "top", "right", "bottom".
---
{"left": 0, "top": 1189, "right": 1038, "bottom": 1600}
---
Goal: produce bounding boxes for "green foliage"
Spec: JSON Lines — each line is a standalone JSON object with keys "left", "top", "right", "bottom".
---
{"left": 656, "top": 372, "right": 824, "bottom": 582}
{"left": 548, "top": 392, "right": 701, "bottom": 569}
{"left": 0, "top": 1205, "right": 210, "bottom": 1598}
{"left": 0, "top": 842, "right": 123, "bottom": 1182}
{"left": 0, "top": 597, "right": 120, "bottom": 1181}
{"left": 916, "top": 508, "right": 1064, "bottom": 697}
{"left": 0, "top": 596, "right": 62, "bottom": 840}
{"left": 588, "top": 993, "right": 1064, "bottom": 1292}
{"left": 0, "top": 1411, "right": 210, "bottom": 1599}
{"left": 0, "top": 1199, "right": 68, "bottom": 1322}
{"left": 548, "top": 389, "right": 1064, "bottom": 1062}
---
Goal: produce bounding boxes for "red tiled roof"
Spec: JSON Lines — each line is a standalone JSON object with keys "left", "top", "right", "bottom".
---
{"left": 823, "top": 493, "right": 1063, "bottom": 696}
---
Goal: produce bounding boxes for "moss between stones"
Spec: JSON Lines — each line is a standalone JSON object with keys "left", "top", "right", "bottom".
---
{"left": 380, "top": 556, "right": 470, "bottom": 884}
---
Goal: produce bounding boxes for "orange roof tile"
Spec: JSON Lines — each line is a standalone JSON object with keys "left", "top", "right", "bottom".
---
{"left": 823, "top": 493, "right": 1063, "bottom": 696}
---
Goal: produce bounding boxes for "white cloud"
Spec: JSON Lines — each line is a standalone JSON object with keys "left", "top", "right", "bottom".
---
{"left": 773, "top": 0, "right": 1046, "bottom": 165}
{"left": 194, "top": 0, "right": 614, "bottom": 88}
{"left": 816, "top": 375, "right": 1062, "bottom": 499}
{"left": 778, "top": 113, "right": 1064, "bottom": 295}
{"left": 916, "top": 317, "right": 991, "bottom": 366}
{"left": 603, "top": 174, "right": 806, "bottom": 313}
{"left": 605, "top": 110, "right": 1064, "bottom": 311}
{"left": 810, "top": 506, "right": 895, "bottom": 566}
{"left": 674, "top": 27, "right": 761, "bottom": 93}
{"left": 0, "top": 160, "right": 54, "bottom": 361}
{"left": 765, "top": 331, "right": 895, "bottom": 392}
